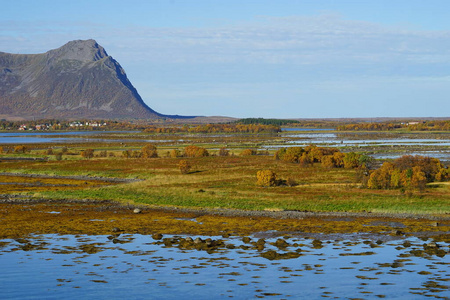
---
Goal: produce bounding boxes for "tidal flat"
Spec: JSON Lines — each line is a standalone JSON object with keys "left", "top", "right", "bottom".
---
{"left": 0, "top": 201, "right": 449, "bottom": 299}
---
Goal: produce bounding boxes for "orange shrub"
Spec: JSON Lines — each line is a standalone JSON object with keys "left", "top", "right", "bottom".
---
{"left": 366, "top": 155, "right": 446, "bottom": 191}
{"left": 122, "top": 150, "right": 131, "bottom": 158}
{"left": 256, "top": 170, "right": 277, "bottom": 187}
{"left": 184, "top": 145, "right": 209, "bottom": 157}
{"left": 170, "top": 149, "right": 180, "bottom": 158}
{"left": 14, "top": 145, "right": 27, "bottom": 153}
{"left": 81, "top": 149, "right": 94, "bottom": 159}
{"left": 178, "top": 160, "right": 191, "bottom": 174}
{"left": 142, "top": 144, "right": 158, "bottom": 158}
{"left": 218, "top": 147, "right": 229, "bottom": 156}
{"left": 241, "top": 149, "right": 257, "bottom": 156}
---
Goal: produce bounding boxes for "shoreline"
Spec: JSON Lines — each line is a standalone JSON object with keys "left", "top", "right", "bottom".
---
{"left": 0, "top": 198, "right": 448, "bottom": 240}
{"left": 1, "top": 196, "right": 449, "bottom": 221}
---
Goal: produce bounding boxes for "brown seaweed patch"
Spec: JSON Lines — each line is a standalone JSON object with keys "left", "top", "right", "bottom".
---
{"left": 260, "top": 250, "right": 301, "bottom": 260}
{"left": 79, "top": 244, "right": 103, "bottom": 254}
{"left": 340, "top": 251, "right": 376, "bottom": 256}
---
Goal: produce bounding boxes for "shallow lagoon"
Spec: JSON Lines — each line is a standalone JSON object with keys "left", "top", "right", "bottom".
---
{"left": 0, "top": 131, "right": 116, "bottom": 144}
{"left": 1, "top": 233, "right": 448, "bottom": 299}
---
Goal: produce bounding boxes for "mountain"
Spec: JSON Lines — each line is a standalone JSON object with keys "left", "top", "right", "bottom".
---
{"left": 0, "top": 39, "right": 165, "bottom": 120}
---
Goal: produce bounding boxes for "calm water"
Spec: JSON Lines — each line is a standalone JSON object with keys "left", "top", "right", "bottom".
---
{"left": 2, "top": 130, "right": 450, "bottom": 160}
{"left": 276, "top": 130, "right": 450, "bottom": 160}
{"left": 372, "top": 151, "right": 450, "bottom": 160}
{"left": 283, "top": 132, "right": 450, "bottom": 147}
{"left": 0, "top": 131, "right": 111, "bottom": 144}
{"left": 0, "top": 233, "right": 448, "bottom": 299}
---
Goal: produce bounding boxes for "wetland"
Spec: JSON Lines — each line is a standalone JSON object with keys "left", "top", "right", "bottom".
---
{"left": 0, "top": 127, "right": 449, "bottom": 298}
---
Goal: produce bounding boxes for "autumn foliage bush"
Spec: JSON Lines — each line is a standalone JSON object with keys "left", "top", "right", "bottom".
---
{"left": 366, "top": 155, "right": 447, "bottom": 191}
{"left": 218, "top": 147, "right": 229, "bottom": 157}
{"left": 170, "top": 149, "right": 180, "bottom": 158}
{"left": 256, "top": 170, "right": 278, "bottom": 187}
{"left": 275, "top": 145, "right": 371, "bottom": 169}
{"left": 274, "top": 147, "right": 304, "bottom": 163}
{"left": 122, "top": 150, "right": 131, "bottom": 158}
{"left": 81, "top": 149, "right": 94, "bottom": 159}
{"left": 178, "top": 160, "right": 191, "bottom": 174}
{"left": 241, "top": 149, "right": 257, "bottom": 156}
{"left": 14, "top": 145, "right": 27, "bottom": 153}
{"left": 184, "top": 145, "right": 209, "bottom": 157}
{"left": 141, "top": 144, "right": 158, "bottom": 158}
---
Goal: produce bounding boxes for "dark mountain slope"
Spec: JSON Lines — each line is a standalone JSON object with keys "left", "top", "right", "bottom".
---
{"left": 0, "top": 39, "right": 164, "bottom": 119}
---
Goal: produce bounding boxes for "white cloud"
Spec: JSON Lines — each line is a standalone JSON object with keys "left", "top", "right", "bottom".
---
{"left": 2, "top": 15, "right": 450, "bottom": 70}
{"left": 2, "top": 15, "right": 450, "bottom": 117}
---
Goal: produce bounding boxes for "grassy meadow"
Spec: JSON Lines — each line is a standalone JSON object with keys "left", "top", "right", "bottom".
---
{"left": 1, "top": 140, "right": 449, "bottom": 215}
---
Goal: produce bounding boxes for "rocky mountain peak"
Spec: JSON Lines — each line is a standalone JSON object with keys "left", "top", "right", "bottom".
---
{"left": 0, "top": 40, "right": 167, "bottom": 120}
{"left": 46, "top": 39, "right": 108, "bottom": 63}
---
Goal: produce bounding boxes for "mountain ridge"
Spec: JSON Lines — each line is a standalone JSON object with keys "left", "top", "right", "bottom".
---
{"left": 0, "top": 39, "right": 171, "bottom": 120}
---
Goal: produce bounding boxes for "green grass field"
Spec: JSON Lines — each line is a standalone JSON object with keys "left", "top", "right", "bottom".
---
{"left": 1, "top": 149, "right": 448, "bottom": 215}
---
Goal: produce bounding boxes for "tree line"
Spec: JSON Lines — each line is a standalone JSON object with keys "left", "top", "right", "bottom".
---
{"left": 337, "top": 120, "right": 450, "bottom": 131}
{"left": 235, "top": 118, "right": 299, "bottom": 126}
{"left": 274, "top": 145, "right": 373, "bottom": 169}
{"left": 143, "top": 123, "right": 281, "bottom": 134}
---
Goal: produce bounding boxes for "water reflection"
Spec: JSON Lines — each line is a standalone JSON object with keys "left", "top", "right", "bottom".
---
{"left": 0, "top": 234, "right": 448, "bottom": 299}
{"left": 0, "top": 131, "right": 135, "bottom": 144}
{"left": 373, "top": 151, "right": 450, "bottom": 161}
{"left": 283, "top": 133, "right": 450, "bottom": 148}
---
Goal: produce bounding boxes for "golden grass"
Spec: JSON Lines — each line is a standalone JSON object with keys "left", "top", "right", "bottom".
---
{"left": 0, "top": 202, "right": 448, "bottom": 240}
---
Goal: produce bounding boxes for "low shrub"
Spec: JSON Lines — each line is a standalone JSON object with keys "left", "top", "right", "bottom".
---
{"left": 81, "top": 149, "right": 94, "bottom": 159}
{"left": 142, "top": 144, "right": 158, "bottom": 158}
{"left": 170, "top": 149, "right": 180, "bottom": 158}
{"left": 241, "top": 149, "right": 257, "bottom": 156}
{"left": 256, "top": 170, "right": 278, "bottom": 187}
{"left": 14, "top": 145, "right": 27, "bottom": 153}
{"left": 184, "top": 145, "right": 209, "bottom": 157}
{"left": 179, "top": 160, "right": 191, "bottom": 174}
{"left": 218, "top": 147, "right": 229, "bottom": 157}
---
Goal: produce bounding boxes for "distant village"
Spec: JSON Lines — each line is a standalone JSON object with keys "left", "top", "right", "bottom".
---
{"left": 17, "top": 121, "right": 108, "bottom": 131}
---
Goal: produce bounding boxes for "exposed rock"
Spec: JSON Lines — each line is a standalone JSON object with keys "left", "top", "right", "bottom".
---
{"left": 0, "top": 39, "right": 166, "bottom": 120}
{"left": 152, "top": 233, "right": 163, "bottom": 240}
{"left": 425, "top": 242, "right": 439, "bottom": 249}
{"left": 242, "top": 236, "right": 252, "bottom": 244}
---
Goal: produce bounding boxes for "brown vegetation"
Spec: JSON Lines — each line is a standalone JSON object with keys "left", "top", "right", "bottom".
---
{"left": 178, "top": 160, "right": 191, "bottom": 174}
{"left": 218, "top": 147, "right": 229, "bottom": 157}
{"left": 80, "top": 149, "right": 94, "bottom": 159}
{"left": 184, "top": 145, "right": 209, "bottom": 157}
{"left": 141, "top": 144, "right": 158, "bottom": 158}
{"left": 256, "top": 170, "right": 278, "bottom": 187}
{"left": 241, "top": 149, "right": 257, "bottom": 156}
{"left": 14, "top": 145, "right": 27, "bottom": 153}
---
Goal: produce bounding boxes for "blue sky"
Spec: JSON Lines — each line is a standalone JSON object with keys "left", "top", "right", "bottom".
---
{"left": 2, "top": 0, "right": 450, "bottom": 118}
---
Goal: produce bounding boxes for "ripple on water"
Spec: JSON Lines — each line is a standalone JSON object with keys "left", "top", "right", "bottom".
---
{"left": 0, "top": 234, "right": 448, "bottom": 299}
